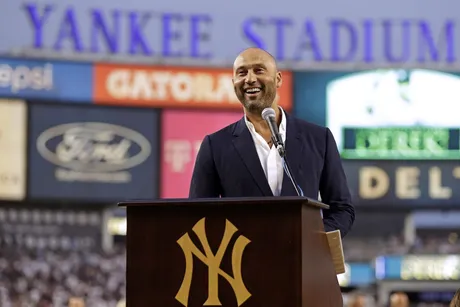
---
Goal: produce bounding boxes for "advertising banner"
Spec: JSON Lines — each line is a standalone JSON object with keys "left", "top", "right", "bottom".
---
{"left": 28, "top": 103, "right": 159, "bottom": 201}
{"left": 161, "top": 110, "right": 242, "bottom": 198}
{"left": 0, "top": 1, "right": 457, "bottom": 69}
{"left": 344, "top": 160, "right": 460, "bottom": 208}
{"left": 376, "top": 255, "right": 460, "bottom": 281}
{"left": 294, "top": 70, "right": 460, "bottom": 160}
{"left": 94, "top": 63, "right": 293, "bottom": 111}
{"left": 0, "top": 99, "right": 27, "bottom": 200}
{"left": 338, "top": 263, "right": 375, "bottom": 287}
{"left": 0, "top": 58, "right": 92, "bottom": 102}
{"left": 375, "top": 256, "right": 459, "bottom": 306}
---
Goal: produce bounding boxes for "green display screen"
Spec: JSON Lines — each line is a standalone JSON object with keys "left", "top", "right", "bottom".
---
{"left": 325, "top": 69, "right": 460, "bottom": 161}
{"left": 341, "top": 127, "right": 460, "bottom": 159}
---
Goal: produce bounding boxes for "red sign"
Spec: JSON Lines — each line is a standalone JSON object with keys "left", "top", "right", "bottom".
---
{"left": 161, "top": 110, "right": 242, "bottom": 198}
{"left": 93, "top": 64, "right": 293, "bottom": 111}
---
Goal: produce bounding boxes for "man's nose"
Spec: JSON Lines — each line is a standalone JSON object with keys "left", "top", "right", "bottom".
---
{"left": 245, "top": 71, "right": 257, "bottom": 83}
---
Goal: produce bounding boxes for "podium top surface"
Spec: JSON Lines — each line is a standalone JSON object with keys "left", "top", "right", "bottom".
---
{"left": 117, "top": 196, "right": 329, "bottom": 209}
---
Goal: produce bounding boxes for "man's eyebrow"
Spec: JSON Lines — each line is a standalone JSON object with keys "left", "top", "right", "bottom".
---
{"left": 235, "top": 63, "right": 268, "bottom": 71}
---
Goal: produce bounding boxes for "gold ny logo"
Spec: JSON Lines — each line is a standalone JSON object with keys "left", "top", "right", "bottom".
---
{"left": 175, "top": 218, "right": 252, "bottom": 307}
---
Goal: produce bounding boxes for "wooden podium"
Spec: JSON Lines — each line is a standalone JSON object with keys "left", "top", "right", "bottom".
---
{"left": 118, "top": 196, "right": 343, "bottom": 307}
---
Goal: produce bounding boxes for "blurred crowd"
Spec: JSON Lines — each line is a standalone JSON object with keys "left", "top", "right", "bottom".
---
{"left": 0, "top": 243, "right": 126, "bottom": 307}
{"left": 0, "top": 233, "right": 458, "bottom": 306}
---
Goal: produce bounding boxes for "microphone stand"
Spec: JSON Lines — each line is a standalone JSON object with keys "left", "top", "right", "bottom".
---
{"left": 272, "top": 137, "right": 304, "bottom": 197}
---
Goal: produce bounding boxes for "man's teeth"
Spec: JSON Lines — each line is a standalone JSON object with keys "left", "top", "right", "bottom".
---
{"left": 245, "top": 88, "right": 261, "bottom": 93}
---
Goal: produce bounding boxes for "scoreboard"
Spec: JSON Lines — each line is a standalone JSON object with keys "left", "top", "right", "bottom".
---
{"left": 323, "top": 69, "right": 460, "bottom": 161}
{"left": 341, "top": 127, "right": 460, "bottom": 160}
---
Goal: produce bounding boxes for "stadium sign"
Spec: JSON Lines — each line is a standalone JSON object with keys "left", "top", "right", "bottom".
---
{"left": 294, "top": 70, "right": 460, "bottom": 160}
{"left": 344, "top": 161, "right": 460, "bottom": 208}
{"left": 0, "top": 1, "right": 457, "bottom": 69}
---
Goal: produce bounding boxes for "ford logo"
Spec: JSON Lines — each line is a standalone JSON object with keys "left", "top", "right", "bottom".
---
{"left": 36, "top": 122, "right": 151, "bottom": 172}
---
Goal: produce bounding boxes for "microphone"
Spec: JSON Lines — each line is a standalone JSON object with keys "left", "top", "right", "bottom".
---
{"left": 261, "top": 107, "right": 304, "bottom": 197}
{"left": 261, "top": 108, "right": 285, "bottom": 157}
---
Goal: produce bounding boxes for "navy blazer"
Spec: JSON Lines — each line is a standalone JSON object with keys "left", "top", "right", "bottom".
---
{"left": 189, "top": 113, "right": 355, "bottom": 237}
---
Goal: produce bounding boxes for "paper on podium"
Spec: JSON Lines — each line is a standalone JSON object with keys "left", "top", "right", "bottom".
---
{"left": 326, "top": 230, "right": 346, "bottom": 275}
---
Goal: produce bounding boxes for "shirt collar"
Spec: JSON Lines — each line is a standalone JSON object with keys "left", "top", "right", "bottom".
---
{"left": 244, "top": 106, "right": 287, "bottom": 141}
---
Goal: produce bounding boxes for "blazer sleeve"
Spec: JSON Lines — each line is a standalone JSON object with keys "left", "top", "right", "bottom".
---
{"left": 319, "top": 128, "right": 355, "bottom": 237}
{"left": 189, "top": 135, "right": 221, "bottom": 198}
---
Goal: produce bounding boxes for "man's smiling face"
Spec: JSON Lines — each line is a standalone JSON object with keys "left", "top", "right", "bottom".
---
{"left": 232, "top": 48, "right": 282, "bottom": 114}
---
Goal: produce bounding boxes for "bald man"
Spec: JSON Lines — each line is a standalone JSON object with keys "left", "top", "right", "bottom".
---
{"left": 449, "top": 288, "right": 460, "bottom": 307}
{"left": 347, "top": 293, "right": 367, "bottom": 307}
{"left": 189, "top": 48, "right": 355, "bottom": 237}
{"left": 390, "top": 292, "right": 409, "bottom": 307}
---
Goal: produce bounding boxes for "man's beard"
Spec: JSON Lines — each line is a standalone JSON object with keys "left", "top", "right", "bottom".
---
{"left": 233, "top": 82, "right": 275, "bottom": 114}
{"left": 243, "top": 89, "right": 276, "bottom": 114}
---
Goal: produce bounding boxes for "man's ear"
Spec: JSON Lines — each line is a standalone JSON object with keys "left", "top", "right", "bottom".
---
{"left": 276, "top": 71, "right": 282, "bottom": 88}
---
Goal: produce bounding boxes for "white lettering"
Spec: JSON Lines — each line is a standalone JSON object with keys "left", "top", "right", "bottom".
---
{"left": 131, "top": 70, "right": 155, "bottom": 100}
{"left": 357, "top": 165, "right": 460, "bottom": 201}
{"left": 0, "top": 64, "right": 53, "bottom": 93}
{"left": 106, "top": 69, "right": 131, "bottom": 99}
{"left": 150, "top": 72, "right": 170, "bottom": 100}
{"left": 359, "top": 166, "right": 389, "bottom": 199}
{"left": 453, "top": 167, "right": 460, "bottom": 179}
{"left": 215, "top": 74, "right": 238, "bottom": 102}
{"left": 194, "top": 73, "right": 214, "bottom": 101}
{"left": 105, "top": 69, "right": 239, "bottom": 103}
{"left": 396, "top": 167, "right": 420, "bottom": 199}
{"left": 170, "top": 72, "right": 193, "bottom": 102}
{"left": 56, "top": 127, "right": 131, "bottom": 165}
{"left": 401, "top": 256, "right": 460, "bottom": 281}
{"left": 55, "top": 169, "right": 131, "bottom": 183}
{"left": 429, "top": 167, "right": 452, "bottom": 198}
{"left": 37, "top": 122, "right": 151, "bottom": 175}
{"left": 164, "top": 140, "right": 192, "bottom": 173}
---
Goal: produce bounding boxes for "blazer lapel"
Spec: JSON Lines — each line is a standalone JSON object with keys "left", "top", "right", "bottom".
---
{"left": 280, "top": 115, "right": 305, "bottom": 196}
{"left": 232, "top": 118, "right": 273, "bottom": 196}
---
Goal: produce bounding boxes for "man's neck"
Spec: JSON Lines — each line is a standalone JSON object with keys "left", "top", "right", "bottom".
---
{"left": 245, "top": 104, "right": 281, "bottom": 134}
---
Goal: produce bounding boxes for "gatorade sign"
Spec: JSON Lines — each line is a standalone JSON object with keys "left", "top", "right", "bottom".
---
{"left": 93, "top": 63, "right": 293, "bottom": 110}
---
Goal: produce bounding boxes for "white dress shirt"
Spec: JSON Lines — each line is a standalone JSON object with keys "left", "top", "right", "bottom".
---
{"left": 244, "top": 107, "right": 287, "bottom": 196}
